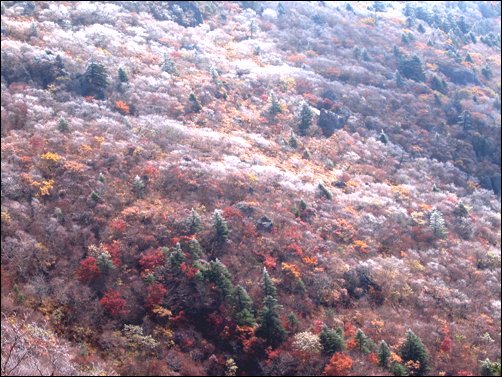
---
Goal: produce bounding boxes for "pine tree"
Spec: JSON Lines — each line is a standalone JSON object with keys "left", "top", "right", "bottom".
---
{"left": 455, "top": 202, "right": 469, "bottom": 218}
{"left": 188, "top": 238, "right": 203, "bottom": 259}
{"left": 417, "top": 23, "right": 425, "bottom": 33}
{"left": 395, "top": 71, "right": 405, "bottom": 88}
{"left": 97, "top": 252, "right": 115, "bottom": 274}
{"left": 189, "top": 93, "right": 202, "bottom": 113}
{"left": 213, "top": 210, "right": 229, "bottom": 243}
{"left": 399, "top": 330, "right": 429, "bottom": 375}
{"left": 58, "top": 116, "right": 70, "bottom": 132}
{"left": 118, "top": 67, "right": 129, "bottom": 83}
{"left": 320, "top": 326, "right": 345, "bottom": 355}
{"left": 255, "top": 295, "right": 286, "bottom": 347}
{"left": 377, "top": 340, "right": 391, "bottom": 367}
{"left": 201, "top": 259, "right": 234, "bottom": 299}
{"left": 299, "top": 103, "right": 313, "bottom": 136}
{"left": 398, "top": 55, "right": 426, "bottom": 82}
{"left": 355, "top": 329, "right": 369, "bottom": 353}
{"left": 262, "top": 267, "right": 277, "bottom": 298}
{"left": 232, "top": 285, "right": 255, "bottom": 326}
{"left": 162, "top": 53, "right": 178, "bottom": 75}
{"left": 170, "top": 242, "right": 186, "bottom": 269}
{"left": 379, "top": 129, "right": 388, "bottom": 144}
{"left": 287, "top": 312, "right": 300, "bottom": 333}
{"left": 132, "top": 175, "right": 145, "bottom": 198}
{"left": 187, "top": 208, "right": 202, "bottom": 234}
{"left": 430, "top": 208, "right": 447, "bottom": 239}
{"left": 82, "top": 61, "right": 108, "bottom": 99}
{"left": 480, "top": 358, "right": 501, "bottom": 376}
{"left": 98, "top": 172, "right": 105, "bottom": 183}
{"left": 318, "top": 182, "right": 333, "bottom": 200}
{"left": 289, "top": 132, "right": 298, "bottom": 148}
{"left": 269, "top": 91, "right": 281, "bottom": 117}
{"left": 458, "top": 110, "right": 472, "bottom": 130}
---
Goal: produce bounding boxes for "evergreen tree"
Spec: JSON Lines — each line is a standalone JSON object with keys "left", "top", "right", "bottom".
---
{"left": 132, "top": 175, "right": 145, "bottom": 198}
{"left": 277, "top": 2, "right": 286, "bottom": 16}
{"left": 395, "top": 71, "right": 405, "bottom": 88}
{"left": 319, "top": 326, "right": 345, "bottom": 355}
{"left": 289, "top": 132, "right": 298, "bottom": 149}
{"left": 58, "top": 116, "right": 70, "bottom": 132}
{"left": 431, "top": 75, "right": 447, "bottom": 94}
{"left": 287, "top": 312, "right": 300, "bottom": 333}
{"left": 255, "top": 295, "right": 286, "bottom": 347}
{"left": 355, "top": 329, "right": 369, "bottom": 353}
{"left": 262, "top": 267, "right": 277, "bottom": 298}
{"left": 458, "top": 110, "right": 472, "bottom": 129}
{"left": 389, "top": 362, "right": 409, "bottom": 376}
{"left": 81, "top": 61, "right": 108, "bottom": 99}
{"left": 162, "top": 53, "right": 178, "bottom": 75}
{"left": 118, "top": 67, "right": 128, "bottom": 83}
{"left": 269, "top": 91, "right": 282, "bottom": 117}
{"left": 432, "top": 183, "right": 440, "bottom": 192}
{"left": 188, "top": 238, "right": 203, "bottom": 259}
{"left": 399, "top": 330, "right": 429, "bottom": 375}
{"left": 97, "top": 252, "right": 115, "bottom": 274}
{"left": 98, "top": 172, "right": 105, "bottom": 183}
{"left": 361, "top": 49, "right": 370, "bottom": 61}
{"left": 213, "top": 210, "right": 229, "bottom": 243}
{"left": 318, "top": 182, "right": 333, "bottom": 200}
{"left": 379, "top": 129, "right": 388, "bottom": 144}
{"left": 377, "top": 340, "right": 391, "bottom": 367}
{"left": 345, "top": 3, "right": 353, "bottom": 12}
{"left": 170, "top": 242, "right": 186, "bottom": 269}
{"left": 454, "top": 201, "right": 469, "bottom": 218}
{"left": 430, "top": 208, "right": 447, "bottom": 239}
{"left": 417, "top": 23, "right": 425, "bottom": 33}
{"left": 187, "top": 208, "right": 203, "bottom": 234}
{"left": 232, "top": 285, "right": 255, "bottom": 326}
{"left": 189, "top": 93, "right": 202, "bottom": 113}
{"left": 480, "top": 358, "right": 501, "bottom": 376}
{"left": 481, "top": 65, "right": 493, "bottom": 80}
{"left": 202, "top": 259, "right": 234, "bottom": 299}
{"left": 465, "top": 53, "right": 473, "bottom": 63}
{"left": 299, "top": 103, "right": 313, "bottom": 136}
{"left": 398, "top": 55, "right": 426, "bottom": 82}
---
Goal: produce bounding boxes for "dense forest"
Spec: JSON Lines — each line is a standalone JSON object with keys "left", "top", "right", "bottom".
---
{"left": 1, "top": 1, "right": 501, "bottom": 376}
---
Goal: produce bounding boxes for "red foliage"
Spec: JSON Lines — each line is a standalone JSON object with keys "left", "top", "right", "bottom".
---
{"left": 143, "top": 163, "right": 159, "bottom": 180}
{"left": 77, "top": 256, "right": 100, "bottom": 283}
{"left": 368, "top": 352, "right": 379, "bottom": 365}
{"left": 100, "top": 290, "right": 127, "bottom": 317}
{"left": 222, "top": 206, "right": 243, "bottom": 219}
{"left": 323, "top": 353, "right": 353, "bottom": 376}
{"left": 344, "top": 322, "right": 356, "bottom": 338}
{"left": 287, "top": 243, "right": 304, "bottom": 257}
{"left": 263, "top": 255, "right": 277, "bottom": 269}
{"left": 139, "top": 248, "right": 165, "bottom": 270}
{"left": 109, "top": 218, "right": 127, "bottom": 234}
{"left": 456, "top": 371, "right": 474, "bottom": 376}
{"left": 103, "top": 241, "right": 122, "bottom": 266}
{"left": 145, "top": 283, "right": 167, "bottom": 309}
{"left": 180, "top": 262, "right": 199, "bottom": 279}
{"left": 439, "top": 335, "right": 452, "bottom": 353}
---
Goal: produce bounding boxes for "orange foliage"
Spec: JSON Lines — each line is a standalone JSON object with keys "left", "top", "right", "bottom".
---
{"left": 281, "top": 262, "right": 301, "bottom": 279}
{"left": 264, "top": 255, "right": 277, "bottom": 270}
{"left": 323, "top": 353, "right": 353, "bottom": 376}
{"left": 302, "top": 256, "right": 318, "bottom": 266}
{"left": 353, "top": 240, "right": 369, "bottom": 254}
{"left": 222, "top": 206, "right": 243, "bottom": 219}
{"left": 115, "top": 100, "right": 130, "bottom": 115}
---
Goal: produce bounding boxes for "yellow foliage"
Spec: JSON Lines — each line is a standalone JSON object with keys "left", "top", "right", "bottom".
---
{"left": 360, "top": 17, "right": 376, "bottom": 25}
{"left": 1, "top": 211, "right": 11, "bottom": 224}
{"left": 391, "top": 185, "right": 410, "bottom": 200}
{"left": 353, "top": 240, "right": 369, "bottom": 253}
{"left": 64, "top": 160, "right": 86, "bottom": 173}
{"left": 281, "top": 262, "right": 301, "bottom": 279}
{"left": 37, "top": 179, "right": 55, "bottom": 197}
{"left": 41, "top": 151, "right": 62, "bottom": 163}
{"left": 410, "top": 211, "right": 427, "bottom": 225}
{"left": 410, "top": 259, "right": 425, "bottom": 272}
{"left": 152, "top": 306, "right": 172, "bottom": 318}
{"left": 81, "top": 144, "right": 93, "bottom": 153}
{"left": 302, "top": 256, "right": 318, "bottom": 266}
